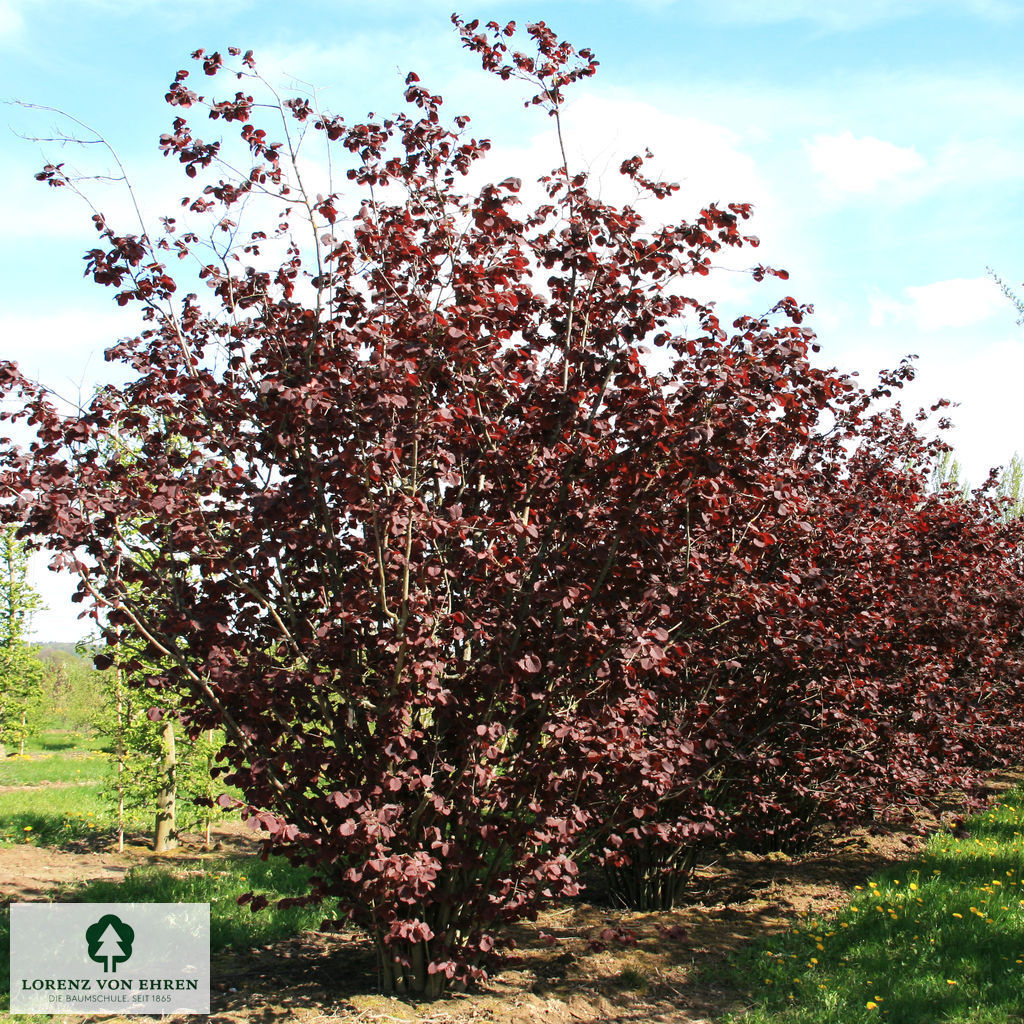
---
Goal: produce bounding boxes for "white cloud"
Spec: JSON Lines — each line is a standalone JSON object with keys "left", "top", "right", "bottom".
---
{"left": 0, "top": 0, "right": 23, "bottom": 41}
{"left": 27, "top": 552, "right": 88, "bottom": 644}
{"left": 819, "top": 327, "right": 1024, "bottom": 488}
{"left": 686, "top": 0, "right": 1020, "bottom": 30}
{"left": 469, "top": 90, "right": 779, "bottom": 317}
{"left": 869, "top": 276, "right": 1006, "bottom": 332}
{"left": 4, "top": 0, "right": 253, "bottom": 19}
{"left": 1, "top": 308, "right": 136, "bottom": 395}
{"left": 806, "top": 131, "right": 926, "bottom": 194}
{"left": 904, "top": 277, "right": 1007, "bottom": 331}
{"left": 897, "top": 337, "right": 1024, "bottom": 484}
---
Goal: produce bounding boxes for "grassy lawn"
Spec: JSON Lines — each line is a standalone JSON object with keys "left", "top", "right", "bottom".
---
{"left": 23, "top": 727, "right": 107, "bottom": 753}
{"left": 70, "top": 855, "right": 325, "bottom": 951}
{"left": 724, "top": 788, "right": 1024, "bottom": 1024}
{"left": 0, "top": 783, "right": 113, "bottom": 846}
{"left": 1, "top": 727, "right": 238, "bottom": 842}
{"left": 0, "top": 749, "right": 105, "bottom": 786}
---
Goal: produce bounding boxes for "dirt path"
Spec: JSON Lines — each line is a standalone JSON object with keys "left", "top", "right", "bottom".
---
{"left": 0, "top": 779, "right": 108, "bottom": 793}
{"left": 0, "top": 842, "right": 134, "bottom": 900}
{"left": 0, "top": 820, "right": 259, "bottom": 901}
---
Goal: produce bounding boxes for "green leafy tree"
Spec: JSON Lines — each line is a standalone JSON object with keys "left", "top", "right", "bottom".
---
{"left": 37, "top": 645, "right": 107, "bottom": 732}
{"left": 929, "top": 448, "right": 1024, "bottom": 521}
{"left": 995, "top": 452, "right": 1024, "bottom": 521}
{"left": 0, "top": 527, "right": 44, "bottom": 756}
{"left": 929, "top": 448, "right": 967, "bottom": 498}
{"left": 93, "top": 640, "right": 228, "bottom": 851}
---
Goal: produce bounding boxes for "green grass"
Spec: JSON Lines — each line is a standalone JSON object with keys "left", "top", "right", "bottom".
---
{"left": 72, "top": 855, "right": 324, "bottom": 949}
{"left": 22, "top": 727, "right": 107, "bottom": 753}
{"left": 723, "top": 787, "right": 1024, "bottom": 1024}
{"left": 0, "top": 749, "right": 105, "bottom": 786}
{"left": 0, "top": 783, "right": 113, "bottom": 846}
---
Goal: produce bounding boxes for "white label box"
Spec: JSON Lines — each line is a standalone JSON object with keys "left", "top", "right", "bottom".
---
{"left": 10, "top": 903, "right": 210, "bottom": 1014}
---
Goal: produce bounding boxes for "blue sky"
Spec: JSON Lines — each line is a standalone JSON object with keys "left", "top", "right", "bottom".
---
{"left": 2, "top": 0, "right": 1023, "bottom": 640}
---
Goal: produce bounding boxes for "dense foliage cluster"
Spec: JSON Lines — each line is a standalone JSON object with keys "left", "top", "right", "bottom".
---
{"left": 2, "top": 16, "right": 1023, "bottom": 996}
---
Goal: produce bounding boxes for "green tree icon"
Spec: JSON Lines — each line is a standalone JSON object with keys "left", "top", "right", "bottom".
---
{"left": 86, "top": 914, "right": 135, "bottom": 973}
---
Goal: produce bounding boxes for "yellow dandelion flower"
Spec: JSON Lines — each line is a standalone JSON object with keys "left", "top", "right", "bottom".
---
{"left": 810, "top": 958, "right": 818, "bottom": 964}
{"left": 947, "top": 980, "right": 957, "bottom": 986}
{"left": 23, "top": 826, "right": 32, "bottom": 832}
{"left": 909, "top": 882, "right": 919, "bottom": 891}
{"left": 952, "top": 912, "right": 963, "bottom": 918}
{"left": 866, "top": 1001, "right": 878, "bottom": 1010}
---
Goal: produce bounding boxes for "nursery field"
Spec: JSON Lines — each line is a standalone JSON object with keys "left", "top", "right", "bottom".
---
{"left": 6, "top": 13, "right": 1024, "bottom": 1021}
{"left": 3, "top": 732, "right": 1024, "bottom": 1024}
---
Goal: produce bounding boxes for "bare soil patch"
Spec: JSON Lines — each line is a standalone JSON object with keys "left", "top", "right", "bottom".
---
{"left": 0, "top": 820, "right": 259, "bottom": 902}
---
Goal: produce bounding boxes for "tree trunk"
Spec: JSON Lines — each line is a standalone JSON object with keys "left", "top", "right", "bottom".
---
{"left": 376, "top": 937, "right": 449, "bottom": 999}
{"left": 605, "top": 838, "right": 698, "bottom": 911}
{"left": 204, "top": 729, "right": 214, "bottom": 849}
{"left": 153, "top": 719, "right": 177, "bottom": 852}
{"left": 19, "top": 709, "right": 26, "bottom": 755}
{"left": 115, "top": 667, "right": 124, "bottom": 854}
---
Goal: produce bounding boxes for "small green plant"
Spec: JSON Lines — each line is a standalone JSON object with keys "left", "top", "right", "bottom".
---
{"left": 82, "top": 857, "right": 320, "bottom": 949}
{"left": 615, "top": 966, "right": 649, "bottom": 991}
